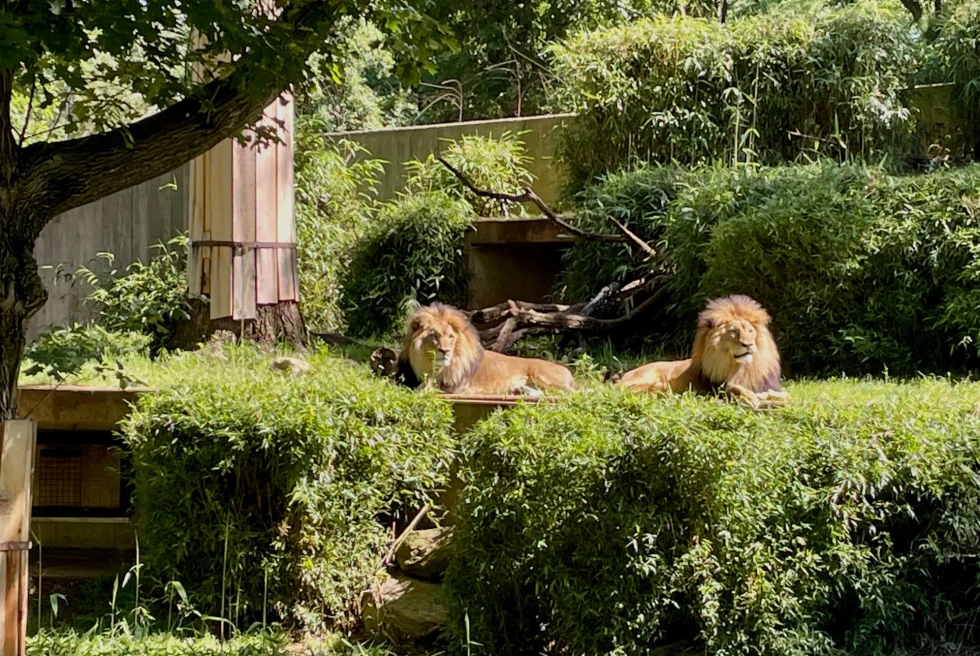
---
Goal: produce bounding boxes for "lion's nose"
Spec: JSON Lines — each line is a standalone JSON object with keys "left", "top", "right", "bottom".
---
{"left": 741, "top": 342, "right": 754, "bottom": 350}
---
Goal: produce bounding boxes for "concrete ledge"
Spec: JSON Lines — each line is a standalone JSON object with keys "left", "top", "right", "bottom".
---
{"left": 19, "top": 385, "right": 155, "bottom": 430}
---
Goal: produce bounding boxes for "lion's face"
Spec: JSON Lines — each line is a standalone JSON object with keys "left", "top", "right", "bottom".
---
{"left": 412, "top": 321, "right": 460, "bottom": 370}
{"left": 402, "top": 303, "right": 484, "bottom": 392}
{"left": 693, "top": 294, "right": 781, "bottom": 391}
{"left": 707, "top": 318, "right": 759, "bottom": 365}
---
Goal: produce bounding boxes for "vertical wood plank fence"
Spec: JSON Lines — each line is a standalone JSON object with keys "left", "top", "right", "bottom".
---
{"left": 0, "top": 420, "right": 37, "bottom": 656}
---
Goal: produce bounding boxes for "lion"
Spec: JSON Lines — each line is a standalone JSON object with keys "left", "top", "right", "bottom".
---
{"left": 395, "top": 302, "right": 576, "bottom": 396}
{"left": 615, "top": 294, "right": 788, "bottom": 408}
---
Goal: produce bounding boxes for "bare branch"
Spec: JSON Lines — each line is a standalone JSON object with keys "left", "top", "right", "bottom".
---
{"left": 17, "top": 75, "right": 36, "bottom": 147}
{"left": 605, "top": 216, "right": 657, "bottom": 259}
{"left": 502, "top": 288, "right": 665, "bottom": 333}
{"left": 437, "top": 156, "right": 628, "bottom": 243}
{"left": 491, "top": 315, "right": 518, "bottom": 352}
{"left": 469, "top": 300, "right": 575, "bottom": 324}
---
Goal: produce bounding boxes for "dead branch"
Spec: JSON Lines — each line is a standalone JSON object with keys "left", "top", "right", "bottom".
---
{"left": 605, "top": 216, "right": 658, "bottom": 259}
{"left": 502, "top": 289, "right": 664, "bottom": 333}
{"left": 468, "top": 300, "right": 576, "bottom": 324}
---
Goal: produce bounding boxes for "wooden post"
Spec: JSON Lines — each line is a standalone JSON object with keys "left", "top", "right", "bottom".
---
{"left": 0, "top": 420, "right": 37, "bottom": 656}
{"left": 186, "top": 32, "right": 301, "bottom": 325}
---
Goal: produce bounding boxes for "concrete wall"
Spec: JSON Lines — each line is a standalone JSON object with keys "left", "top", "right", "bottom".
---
{"left": 30, "top": 165, "right": 191, "bottom": 339}
{"left": 326, "top": 114, "right": 574, "bottom": 207}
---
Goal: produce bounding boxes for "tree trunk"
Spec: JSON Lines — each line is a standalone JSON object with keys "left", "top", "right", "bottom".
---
{"left": 171, "top": 299, "right": 306, "bottom": 350}
{"left": 0, "top": 241, "right": 48, "bottom": 420}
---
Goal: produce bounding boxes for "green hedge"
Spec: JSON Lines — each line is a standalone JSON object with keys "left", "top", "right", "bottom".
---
{"left": 447, "top": 381, "right": 980, "bottom": 656}
{"left": 121, "top": 347, "right": 456, "bottom": 632}
{"left": 340, "top": 192, "right": 474, "bottom": 338}
{"left": 550, "top": 2, "right": 920, "bottom": 190}
{"left": 295, "top": 130, "right": 383, "bottom": 333}
{"left": 560, "top": 162, "right": 980, "bottom": 376}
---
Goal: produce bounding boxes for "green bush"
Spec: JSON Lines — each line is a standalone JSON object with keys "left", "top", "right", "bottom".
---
{"left": 561, "top": 162, "right": 980, "bottom": 376}
{"left": 76, "top": 235, "right": 192, "bottom": 352}
{"left": 550, "top": 2, "right": 921, "bottom": 190}
{"left": 340, "top": 192, "right": 474, "bottom": 338}
{"left": 931, "top": 0, "right": 980, "bottom": 155}
{"left": 295, "top": 129, "right": 384, "bottom": 332}
{"left": 27, "top": 632, "right": 284, "bottom": 656}
{"left": 404, "top": 132, "right": 534, "bottom": 217}
{"left": 23, "top": 324, "right": 150, "bottom": 386}
{"left": 121, "top": 346, "right": 456, "bottom": 632}
{"left": 447, "top": 381, "right": 980, "bottom": 656}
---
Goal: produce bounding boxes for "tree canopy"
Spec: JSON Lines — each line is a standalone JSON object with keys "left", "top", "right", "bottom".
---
{"left": 0, "top": 0, "right": 446, "bottom": 418}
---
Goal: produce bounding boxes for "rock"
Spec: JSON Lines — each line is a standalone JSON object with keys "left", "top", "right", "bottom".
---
{"left": 362, "top": 573, "right": 447, "bottom": 642}
{"left": 271, "top": 356, "right": 311, "bottom": 374}
{"left": 395, "top": 527, "right": 453, "bottom": 581}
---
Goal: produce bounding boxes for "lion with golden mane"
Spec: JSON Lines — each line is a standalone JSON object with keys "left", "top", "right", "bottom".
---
{"left": 616, "top": 294, "right": 788, "bottom": 407}
{"left": 396, "top": 302, "right": 576, "bottom": 396}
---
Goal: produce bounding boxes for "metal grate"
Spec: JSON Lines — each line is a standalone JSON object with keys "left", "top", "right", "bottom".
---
{"left": 36, "top": 448, "right": 83, "bottom": 507}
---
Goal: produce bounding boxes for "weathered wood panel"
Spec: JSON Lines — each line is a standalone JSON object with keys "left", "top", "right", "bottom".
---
{"left": 29, "top": 166, "right": 190, "bottom": 340}
{"left": 0, "top": 420, "right": 37, "bottom": 656}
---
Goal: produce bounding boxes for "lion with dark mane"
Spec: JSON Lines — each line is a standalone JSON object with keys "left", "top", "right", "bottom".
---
{"left": 616, "top": 294, "right": 788, "bottom": 407}
{"left": 396, "top": 302, "right": 576, "bottom": 396}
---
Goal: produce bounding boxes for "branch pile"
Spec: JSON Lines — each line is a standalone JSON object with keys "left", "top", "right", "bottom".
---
{"left": 438, "top": 158, "right": 665, "bottom": 352}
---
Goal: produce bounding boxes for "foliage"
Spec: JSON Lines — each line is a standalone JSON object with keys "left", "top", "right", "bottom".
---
{"left": 448, "top": 380, "right": 980, "bottom": 656}
{"left": 340, "top": 192, "right": 474, "bottom": 338}
{"left": 5, "top": 0, "right": 443, "bottom": 140}
{"left": 74, "top": 236, "right": 192, "bottom": 353}
{"left": 27, "top": 631, "right": 285, "bottom": 656}
{"left": 120, "top": 345, "right": 455, "bottom": 633}
{"left": 417, "top": 0, "right": 665, "bottom": 122}
{"left": 23, "top": 324, "right": 150, "bottom": 387}
{"left": 404, "top": 132, "right": 535, "bottom": 217}
{"left": 299, "top": 19, "right": 419, "bottom": 133}
{"left": 295, "top": 131, "right": 385, "bottom": 332}
{"left": 561, "top": 162, "right": 980, "bottom": 376}
{"left": 550, "top": 2, "right": 922, "bottom": 190}
{"left": 931, "top": 0, "right": 980, "bottom": 138}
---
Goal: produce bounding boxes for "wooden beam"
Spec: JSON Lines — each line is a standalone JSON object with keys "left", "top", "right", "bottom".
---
{"left": 0, "top": 420, "right": 37, "bottom": 656}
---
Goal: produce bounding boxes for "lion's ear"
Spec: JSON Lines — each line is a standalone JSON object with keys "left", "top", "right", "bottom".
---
{"left": 409, "top": 317, "right": 423, "bottom": 333}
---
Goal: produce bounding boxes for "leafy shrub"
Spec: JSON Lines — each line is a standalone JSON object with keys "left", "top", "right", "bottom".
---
{"left": 561, "top": 162, "right": 980, "bottom": 376}
{"left": 76, "top": 235, "right": 192, "bottom": 352}
{"left": 27, "top": 631, "right": 284, "bottom": 656}
{"left": 300, "top": 19, "right": 417, "bottom": 133}
{"left": 340, "top": 192, "right": 474, "bottom": 337}
{"left": 27, "top": 632, "right": 276, "bottom": 656}
{"left": 295, "top": 130, "right": 384, "bottom": 332}
{"left": 404, "top": 132, "right": 535, "bottom": 217}
{"left": 121, "top": 346, "right": 456, "bottom": 632}
{"left": 931, "top": 0, "right": 980, "bottom": 155}
{"left": 550, "top": 2, "right": 921, "bottom": 190}
{"left": 23, "top": 324, "right": 150, "bottom": 386}
{"left": 447, "top": 381, "right": 980, "bottom": 656}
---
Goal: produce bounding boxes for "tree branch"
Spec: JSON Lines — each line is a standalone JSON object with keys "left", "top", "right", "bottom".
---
{"left": 22, "top": 70, "right": 280, "bottom": 222}
{"left": 17, "top": 74, "right": 36, "bottom": 147}
{"left": 898, "top": 0, "right": 923, "bottom": 21}
{"left": 0, "top": 69, "right": 17, "bottom": 182}
{"left": 18, "top": 0, "right": 327, "bottom": 227}
{"left": 605, "top": 215, "right": 657, "bottom": 259}
{"left": 437, "top": 156, "right": 628, "bottom": 243}
{"left": 500, "top": 288, "right": 665, "bottom": 334}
